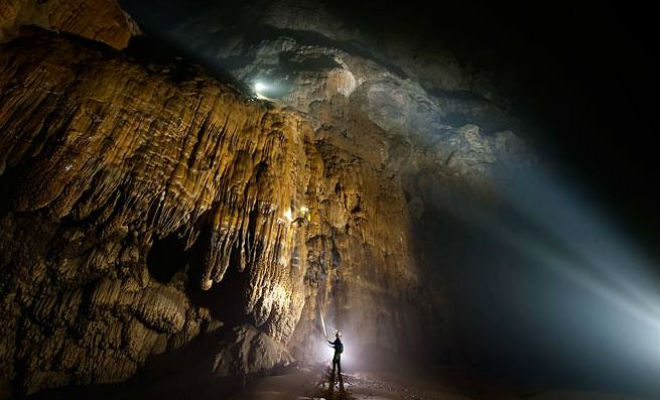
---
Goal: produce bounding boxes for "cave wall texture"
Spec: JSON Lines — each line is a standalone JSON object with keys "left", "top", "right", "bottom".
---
{"left": 0, "top": 0, "right": 139, "bottom": 49}
{"left": 0, "top": 0, "right": 530, "bottom": 397}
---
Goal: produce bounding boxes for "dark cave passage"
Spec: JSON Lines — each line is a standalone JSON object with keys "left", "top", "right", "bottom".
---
{"left": 147, "top": 233, "right": 187, "bottom": 283}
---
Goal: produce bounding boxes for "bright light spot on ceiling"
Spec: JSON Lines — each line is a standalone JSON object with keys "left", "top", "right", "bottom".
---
{"left": 254, "top": 81, "right": 269, "bottom": 98}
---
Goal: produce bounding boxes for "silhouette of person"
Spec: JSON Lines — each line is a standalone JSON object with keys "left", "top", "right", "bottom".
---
{"left": 328, "top": 331, "right": 343, "bottom": 379}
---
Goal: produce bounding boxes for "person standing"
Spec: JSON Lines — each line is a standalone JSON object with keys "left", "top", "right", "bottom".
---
{"left": 328, "top": 331, "right": 344, "bottom": 379}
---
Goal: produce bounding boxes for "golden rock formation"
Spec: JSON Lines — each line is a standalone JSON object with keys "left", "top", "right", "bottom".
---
{"left": 0, "top": 0, "right": 137, "bottom": 49}
{"left": 0, "top": 28, "right": 420, "bottom": 396}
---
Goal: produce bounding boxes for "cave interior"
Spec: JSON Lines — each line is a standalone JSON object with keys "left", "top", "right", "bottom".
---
{"left": 0, "top": 1, "right": 658, "bottom": 399}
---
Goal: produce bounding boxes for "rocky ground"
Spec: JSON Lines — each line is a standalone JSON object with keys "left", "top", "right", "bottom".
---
{"left": 24, "top": 359, "right": 655, "bottom": 400}
{"left": 231, "top": 365, "right": 654, "bottom": 400}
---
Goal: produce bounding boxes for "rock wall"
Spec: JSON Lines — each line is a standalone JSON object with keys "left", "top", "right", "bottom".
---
{"left": 0, "top": 0, "right": 138, "bottom": 49}
{"left": 0, "top": 26, "right": 420, "bottom": 397}
{"left": 164, "top": 0, "right": 533, "bottom": 365}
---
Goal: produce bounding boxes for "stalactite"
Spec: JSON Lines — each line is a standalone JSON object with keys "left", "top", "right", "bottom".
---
{"left": 0, "top": 31, "right": 324, "bottom": 394}
{"left": 0, "top": 23, "right": 423, "bottom": 397}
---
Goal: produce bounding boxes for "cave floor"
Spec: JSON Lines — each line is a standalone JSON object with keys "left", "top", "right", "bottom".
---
{"left": 231, "top": 366, "right": 651, "bottom": 400}
{"left": 27, "top": 364, "right": 652, "bottom": 400}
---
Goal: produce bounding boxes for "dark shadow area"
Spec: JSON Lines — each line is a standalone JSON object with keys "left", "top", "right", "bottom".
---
{"left": 123, "top": 33, "right": 249, "bottom": 92}
{"left": 185, "top": 259, "right": 250, "bottom": 326}
{"left": 146, "top": 233, "right": 187, "bottom": 283}
{"left": 182, "top": 211, "right": 256, "bottom": 326}
{"left": 26, "top": 330, "right": 244, "bottom": 400}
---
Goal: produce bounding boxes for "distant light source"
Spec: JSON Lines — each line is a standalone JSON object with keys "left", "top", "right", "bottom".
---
{"left": 254, "top": 81, "right": 269, "bottom": 98}
{"left": 483, "top": 163, "right": 660, "bottom": 395}
{"left": 319, "top": 327, "right": 353, "bottom": 368}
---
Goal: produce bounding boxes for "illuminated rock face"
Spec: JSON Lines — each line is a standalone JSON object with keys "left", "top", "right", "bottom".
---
{"left": 171, "top": 1, "right": 532, "bottom": 357}
{"left": 0, "top": 29, "right": 420, "bottom": 395}
{"left": 0, "top": 0, "right": 138, "bottom": 49}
